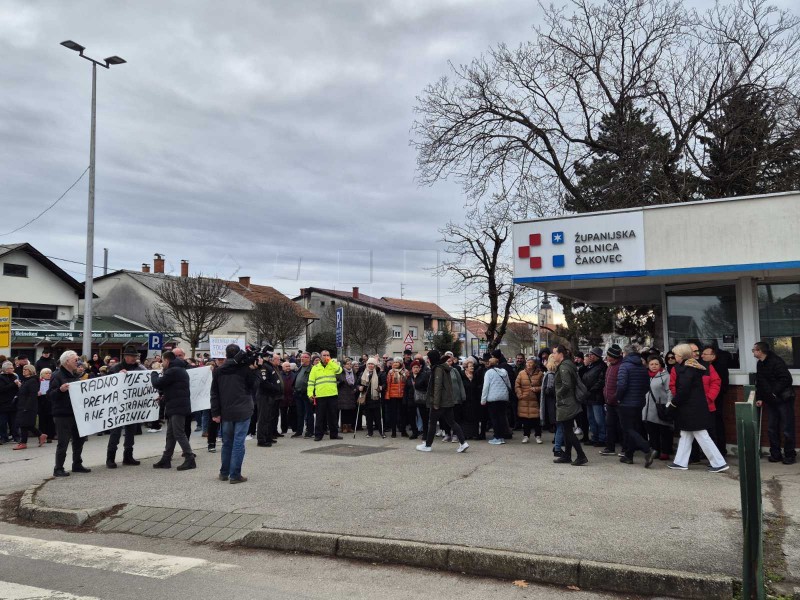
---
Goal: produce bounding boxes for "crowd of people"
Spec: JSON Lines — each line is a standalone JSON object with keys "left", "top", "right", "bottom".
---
{"left": 0, "top": 337, "right": 796, "bottom": 483}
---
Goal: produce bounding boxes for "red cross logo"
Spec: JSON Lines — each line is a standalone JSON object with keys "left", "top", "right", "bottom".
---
{"left": 518, "top": 233, "right": 542, "bottom": 269}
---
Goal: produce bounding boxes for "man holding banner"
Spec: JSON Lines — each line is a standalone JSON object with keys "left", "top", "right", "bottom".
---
{"left": 48, "top": 351, "right": 89, "bottom": 477}
{"left": 106, "top": 347, "right": 144, "bottom": 469}
{"left": 151, "top": 351, "right": 195, "bottom": 471}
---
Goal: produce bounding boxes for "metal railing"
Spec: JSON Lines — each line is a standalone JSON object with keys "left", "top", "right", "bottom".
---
{"left": 735, "top": 384, "right": 765, "bottom": 599}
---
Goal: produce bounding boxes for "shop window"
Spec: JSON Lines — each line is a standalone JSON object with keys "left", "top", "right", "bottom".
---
{"left": 758, "top": 283, "right": 800, "bottom": 368}
{"left": 392, "top": 325, "right": 402, "bottom": 339}
{"left": 10, "top": 303, "right": 58, "bottom": 319}
{"left": 3, "top": 263, "right": 27, "bottom": 277}
{"left": 666, "top": 285, "right": 739, "bottom": 366}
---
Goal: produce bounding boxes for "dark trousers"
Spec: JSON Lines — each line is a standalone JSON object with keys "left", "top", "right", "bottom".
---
{"left": 279, "top": 406, "right": 290, "bottom": 432}
{"left": 207, "top": 417, "right": 220, "bottom": 448}
{"left": 575, "top": 406, "right": 590, "bottom": 440}
{"left": 107, "top": 424, "right": 136, "bottom": 454}
{"left": 417, "top": 405, "right": 429, "bottom": 439}
{"left": 248, "top": 401, "right": 258, "bottom": 436}
{"left": 314, "top": 396, "right": 339, "bottom": 439}
{"left": 163, "top": 414, "right": 193, "bottom": 459}
{"left": 403, "top": 405, "right": 420, "bottom": 435}
{"left": 340, "top": 408, "right": 356, "bottom": 429}
{"left": 645, "top": 421, "right": 674, "bottom": 455}
{"left": 767, "top": 400, "right": 797, "bottom": 459}
{"left": 619, "top": 406, "right": 651, "bottom": 458}
{"left": 559, "top": 417, "right": 586, "bottom": 460}
{"left": 365, "top": 404, "right": 383, "bottom": 435}
{"left": 256, "top": 396, "right": 272, "bottom": 444}
{"left": 20, "top": 425, "right": 42, "bottom": 444}
{"left": 38, "top": 396, "right": 55, "bottom": 439}
{"left": 382, "top": 399, "right": 401, "bottom": 434}
{"left": 0, "top": 411, "right": 11, "bottom": 442}
{"left": 425, "top": 407, "right": 464, "bottom": 447}
{"left": 295, "top": 394, "right": 314, "bottom": 434}
{"left": 604, "top": 405, "right": 622, "bottom": 450}
{"left": 520, "top": 417, "right": 542, "bottom": 437}
{"left": 54, "top": 416, "right": 85, "bottom": 469}
{"left": 487, "top": 401, "right": 511, "bottom": 439}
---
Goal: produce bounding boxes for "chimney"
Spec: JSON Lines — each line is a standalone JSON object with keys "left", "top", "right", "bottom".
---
{"left": 141, "top": 263, "right": 150, "bottom": 273}
{"left": 239, "top": 276, "right": 250, "bottom": 287}
{"left": 153, "top": 253, "right": 165, "bottom": 274}
{"left": 180, "top": 260, "right": 189, "bottom": 277}
{"left": 352, "top": 286, "right": 359, "bottom": 299}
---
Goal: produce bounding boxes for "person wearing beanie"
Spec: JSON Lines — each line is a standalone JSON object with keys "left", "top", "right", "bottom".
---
{"left": 582, "top": 347, "right": 607, "bottom": 447}
{"left": 599, "top": 344, "right": 624, "bottom": 456}
{"left": 416, "top": 351, "right": 468, "bottom": 453}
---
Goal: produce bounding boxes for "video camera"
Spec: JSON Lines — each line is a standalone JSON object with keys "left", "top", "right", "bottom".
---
{"left": 233, "top": 343, "right": 274, "bottom": 366}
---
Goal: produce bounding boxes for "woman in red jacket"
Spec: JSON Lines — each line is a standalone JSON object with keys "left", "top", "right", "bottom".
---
{"left": 384, "top": 358, "right": 407, "bottom": 438}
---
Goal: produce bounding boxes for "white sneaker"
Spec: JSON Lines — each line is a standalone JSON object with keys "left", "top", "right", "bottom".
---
{"left": 436, "top": 430, "right": 444, "bottom": 437}
{"left": 521, "top": 436, "right": 530, "bottom": 444}
{"left": 442, "top": 435, "right": 452, "bottom": 443}
{"left": 573, "top": 427, "right": 583, "bottom": 437}
{"left": 245, "top": 434, "right": 254, "bottom": 441}
{"left": 415, "top": 443, "right": 432, "bottom": 452}
{"left": 535, "top": 436, "right": 543, "bottom": 444}
{"left": 457, "top": 442, "right": 469, "bottom": 453}
{"left": 146, "top": 428, "right": 160, "bottom": 433}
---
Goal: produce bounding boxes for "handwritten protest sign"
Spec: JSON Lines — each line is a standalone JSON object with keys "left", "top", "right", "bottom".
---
{"left": 69, "top": 371, "right": 159, "bottom": 437}
{"left": 68, "top": 367, "right": 214, "bottom": 437}
{"left": 209, "top": 336, "right": 246, "bottom": 359}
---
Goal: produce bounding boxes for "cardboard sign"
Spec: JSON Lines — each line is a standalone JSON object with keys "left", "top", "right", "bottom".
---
{"left": 209, "top": 336, "right": 246, "bottom": 359}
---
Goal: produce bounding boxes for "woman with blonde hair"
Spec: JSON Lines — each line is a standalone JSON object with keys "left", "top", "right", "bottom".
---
{"left": 515, "top": 357, "right": 544, "bottom": 444}
{"left": 667, "top": 344, "right": 728, "bottom": 472}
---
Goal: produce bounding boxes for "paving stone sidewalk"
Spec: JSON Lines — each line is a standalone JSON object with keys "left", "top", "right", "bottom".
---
{"left": 97, "top": 505, "right": 265, "bottom": 544}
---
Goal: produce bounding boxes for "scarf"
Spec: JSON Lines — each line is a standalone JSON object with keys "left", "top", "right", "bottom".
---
{"left": 344, "top": 368, "right": 355, "bottom": 385}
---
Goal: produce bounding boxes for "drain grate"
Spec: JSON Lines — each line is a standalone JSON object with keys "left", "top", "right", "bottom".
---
{"left": 301, "top": 443, "right": 397, "bottom": 457}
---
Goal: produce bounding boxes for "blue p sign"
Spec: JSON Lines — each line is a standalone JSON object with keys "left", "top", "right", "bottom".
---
{"left": 148, "top": 333, "right": 163, "bottom": 351}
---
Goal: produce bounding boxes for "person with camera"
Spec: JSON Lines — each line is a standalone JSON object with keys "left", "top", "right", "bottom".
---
{"left": 308, "top": 349, "right": 343, "bottom": 441}
{"left": 151, "top": 351, "right": 195, "bottom": 471}
{"left": 105, "top": 347, "right": 143, "bottom": 469}
{"left": 210, "top": 344, "right": 260, "bottom": 483}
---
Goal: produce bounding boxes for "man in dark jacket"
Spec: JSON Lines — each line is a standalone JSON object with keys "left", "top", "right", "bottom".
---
{"left": 35, "top": 349, "right": 57, "bottom": 374}
{"left": 754, "top": 341, "right": 796, "bottom": 464}
{"left": 47, "top": 351, "right": 89, "bottom": 477}
{"left": 0, "top": 361, "right": 21, "bottom": 443}
{"left": 256, "top": 354, "right": 283, "bottom": 447}
{"left": 600, "top": 344, "right": 623, "bottom": 456}
{"left": 616, "top": 345, "right": 657, "bottom": 467}
{"left": 105, "top": 347, "right": 144, "bottom": 469}
{"left": 151, "top": 351, "right": 195, "bottom": 470}
{"left": 292, "top": 352, "right": 314, "bottom": 438}
{"left": 581, "top": 347, "right": 607, "bottom": 447}
{"left": 211, "top": 344, "right": 259, "bottom": 483}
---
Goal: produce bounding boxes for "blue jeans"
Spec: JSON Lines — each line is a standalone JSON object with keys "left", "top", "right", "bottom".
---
{"left": 220, "top": 418, "right": 249, "bottom": 479}
{"left": 588, "top": 404, "right": 606, "bottom": 443}
{"left": 201, "top": 410, "right": 210, "bottom": 433}
{"left": 554, "top": 422, "right": 564, "bottom": 453}
{"left": 295, "top": 393, "right": 314, "bottom": 434}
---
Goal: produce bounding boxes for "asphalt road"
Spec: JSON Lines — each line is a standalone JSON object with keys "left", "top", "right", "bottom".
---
{"left": 0, "top": 519, "right": 646, "bottom": 600}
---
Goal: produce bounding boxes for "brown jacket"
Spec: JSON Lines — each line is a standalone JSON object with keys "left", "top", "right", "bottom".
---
{"left": 515, "top": 367, "right": 543, "bottom": 419}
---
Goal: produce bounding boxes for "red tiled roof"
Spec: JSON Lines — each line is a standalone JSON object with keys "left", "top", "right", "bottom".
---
{"left": 302, "top": 288, "right": 447, "bottom": 317}
{"left": 381, "top": 298, "right": 453, "bottom": 320}
{"left": 222, "top": 281, "right": 317, "bottom": 320}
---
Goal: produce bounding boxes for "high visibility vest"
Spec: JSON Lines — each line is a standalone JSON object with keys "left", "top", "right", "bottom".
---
{"left": 308, "top": 360, "right": 342, "bottom": 398}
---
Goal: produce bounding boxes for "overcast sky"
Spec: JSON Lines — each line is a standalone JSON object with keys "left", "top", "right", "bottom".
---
{"left": 0, "top": 0, "right": 545, "bottom": 315}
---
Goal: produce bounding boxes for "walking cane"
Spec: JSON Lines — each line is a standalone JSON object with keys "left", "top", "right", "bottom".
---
{"left": 757, "top": 403, "right": 764, "bottom": 457}
{"left": 354, "top": 402, "right": 361, "bottom": 439}
{"left": 379, "top": 401, "right": 385, "bottom": 438}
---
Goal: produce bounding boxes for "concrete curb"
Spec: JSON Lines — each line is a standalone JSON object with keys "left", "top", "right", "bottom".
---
{"left": 242, "top": 527, "right": 735, "bottom": 599}
{"left": 16, "top": 483, "right": 112, "bottom": 527}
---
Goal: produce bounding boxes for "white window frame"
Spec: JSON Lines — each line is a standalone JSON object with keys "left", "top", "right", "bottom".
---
{"left": 392, "top": 325, "right": 402, "bottom": 339}
{"left": 408, "top": 326, "right": 418, "bottom": 339}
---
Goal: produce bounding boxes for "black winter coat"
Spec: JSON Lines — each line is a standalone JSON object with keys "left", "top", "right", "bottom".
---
{"left": 672, "top": 362, "right": 711, "bottom": 432}
{"left": 210, "top": 359, "right": 256, "bottom": 422}
{"left": 0, "top": 373, "right": 18, "bottom": 413}
{"left": 616, "top": 354, "right": 649, "bottom": 408}
{"left": 756, "top": 351, "right": 794, "bottom": 404}
{"left": 581, "top": 361, "right": 606, "bottom": 406}
{"left": 151, "top": 361, "right": 192, "bottom": 417}
{"left": 338, "top": 370, "right": 359, "bottom": 410}
{"left": 15, "top": 376, "right": 39, "bottom": 428}
{"left": 48, "top": 366, "right": 80, "bottom": 418}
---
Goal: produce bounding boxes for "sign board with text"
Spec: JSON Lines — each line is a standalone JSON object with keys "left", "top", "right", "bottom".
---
{"left": 335, "top": 307, "right": 344, "bottom": 348}
{"left": 209, "top": 336, "right": 246, "bottom": 359}
{"left": 0, "top": 306, "right": 10, "bottom": 348}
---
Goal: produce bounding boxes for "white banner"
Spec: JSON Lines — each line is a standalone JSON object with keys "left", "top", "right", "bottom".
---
{"left": 209, "top": 336, "right": 246, "bottom": 359}
{"left": 68, "top": 367, "right": 214, "bottom": 436}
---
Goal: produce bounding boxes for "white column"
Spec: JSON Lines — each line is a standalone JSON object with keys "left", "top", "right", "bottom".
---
{"left": 738, "top": 277, "right": 759, "bottom": 374}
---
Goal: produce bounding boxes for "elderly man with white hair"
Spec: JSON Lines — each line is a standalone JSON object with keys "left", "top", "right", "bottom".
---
{"left": 47, "top": 351, "right": 89, "bottom": 477}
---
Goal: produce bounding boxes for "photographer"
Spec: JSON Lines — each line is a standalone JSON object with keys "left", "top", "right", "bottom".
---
{"left": 210, "top": 344, "right": 260, "bottom": 483}
{"left": 151, "top": 351, "right": 195, "bottom": 471}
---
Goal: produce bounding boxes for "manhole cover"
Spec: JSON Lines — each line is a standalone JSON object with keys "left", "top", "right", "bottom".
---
{"left": 301, "top": 443, "right": 397, "bottom": 457}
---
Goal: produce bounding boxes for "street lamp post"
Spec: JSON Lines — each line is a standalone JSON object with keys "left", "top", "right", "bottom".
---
{"left": 61, "top": 41, "right": 125, "bottom": 358}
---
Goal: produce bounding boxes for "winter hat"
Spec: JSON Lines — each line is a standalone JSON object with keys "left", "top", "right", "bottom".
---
{"left": 482, "top": 352, "right": 492, "bottom": 361}
{"left": 427, "top": 350, "right": 442, "bottom": 365}
{"left": 122, "top": 346, "right": 139, "bottom": 356}
{"left": 411, "top": 359, "right": 422, "bottom": 368}
{"left": 444, "top": 351, "right": 454, "bottom": 358}
{"left": 366, "top": 357, "right": 378, "bottom": 366}
{"left": 606, "top": 344, "right": 623, "bottom": 359}
{"left": 589, "top": 347, "right": 603, "bottom": 359}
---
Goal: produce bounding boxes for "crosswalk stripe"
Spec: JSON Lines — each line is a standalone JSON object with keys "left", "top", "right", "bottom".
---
{"left": 0, "top": 534, "right": 208, "bottom": 579}
{"left": 0, "top": 580, "right": 103, "bottom": 599}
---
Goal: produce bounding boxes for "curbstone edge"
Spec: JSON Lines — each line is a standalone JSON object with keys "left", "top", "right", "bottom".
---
{"left": 337, "top": 536, "right": 448, "bottom": 569}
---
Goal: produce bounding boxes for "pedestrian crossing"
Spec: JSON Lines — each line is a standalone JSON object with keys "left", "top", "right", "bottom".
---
{"left": 0, "top": 581, "right": 103, "bottom": 599}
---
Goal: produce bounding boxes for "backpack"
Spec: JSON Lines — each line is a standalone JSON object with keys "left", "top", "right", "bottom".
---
{"left": 575, "top": 375, "right": 590, "bottom": 405}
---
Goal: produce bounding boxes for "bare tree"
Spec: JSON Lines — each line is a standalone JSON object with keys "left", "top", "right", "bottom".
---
{"left": 321, "top": 304, "right": 392, "bottom": 355}
{"left": 145, "top": 275, "right": 232, "bottom": 357}
{"left": 245, "top": 299, "right": 307, "bottom": 354}
{"left": 413, "top": 0, "right": 800, "bottom": 210}
{"left": 437, "top": 196, "right": 534, "bottom": 351}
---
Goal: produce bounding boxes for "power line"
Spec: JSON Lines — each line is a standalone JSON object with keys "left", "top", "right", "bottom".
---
{"left": 0, "top": 166, "right": 90, "bottom": 237}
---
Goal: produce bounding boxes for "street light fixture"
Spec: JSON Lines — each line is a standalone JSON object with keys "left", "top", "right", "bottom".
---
{"left": 61, "top": 40, "right": 126, "bottom": 358}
